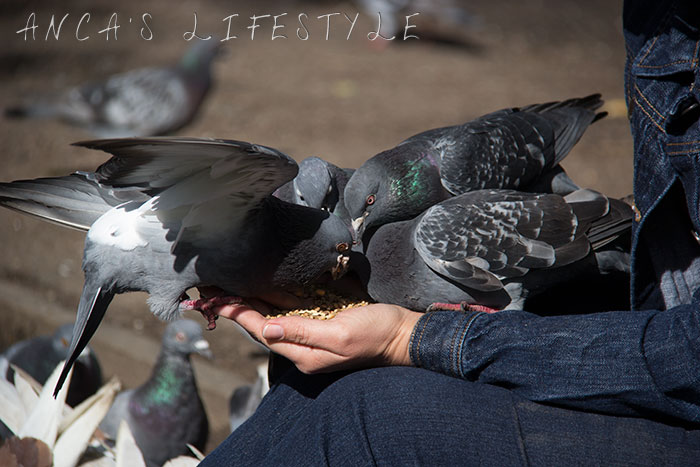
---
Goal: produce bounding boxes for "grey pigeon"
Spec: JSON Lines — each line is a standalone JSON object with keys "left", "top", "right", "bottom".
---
{"left": 0, "top": 323, "right": 102, "bottom": 407}
{"left": 344, "top": 94, "right": 606, "bottom": 238}
{"left": 275, "top": 156, "right": 355, "bottom": 223}
{"left": 99, "top": 319, "right": 211, "bottom": 467}
{"left": 4, "top": 40, "right": 220, "bottom": 137}
{"left": 0, "top": 137, "right": 354, "bottom": 397}
{"left": 354, "top": 188, "right": 632, "bottom": 312}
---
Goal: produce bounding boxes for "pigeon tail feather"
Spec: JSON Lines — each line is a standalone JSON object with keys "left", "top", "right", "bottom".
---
{"left": 55, "top": 283, "right": 114, "bottom": 397}
{"left": 0, "top": 174, "right": 121, "bottom": 232}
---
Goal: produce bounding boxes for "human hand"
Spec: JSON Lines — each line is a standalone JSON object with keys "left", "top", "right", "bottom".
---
{"left": 214, "top": 301, "right": 422, "bottom": 374}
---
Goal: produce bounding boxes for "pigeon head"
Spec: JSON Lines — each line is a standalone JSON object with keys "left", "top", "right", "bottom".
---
{"left": 180, "top": 39, "right": 222, "bottom": 72}
{"left": 292, "top": 157, "right": 335, "bottom": 211}
{"left": 162, "top": 319, "right": 213, "bottom": 359}
{"left": 272, "top": 204, "right": 353, "bottom": 286}
{"left": 344, "top": 143, "right": 446, "bottom": 238}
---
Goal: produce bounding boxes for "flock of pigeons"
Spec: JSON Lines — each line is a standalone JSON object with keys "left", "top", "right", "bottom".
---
{"left": 1, "top": 32, "right": 633, "bottom": 467}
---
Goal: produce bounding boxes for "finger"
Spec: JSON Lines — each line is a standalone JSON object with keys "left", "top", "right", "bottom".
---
{"left": 263, "top": 340, "right": 345, "bottom": 374}
{"left": 215, "top": 304, "right": 269, "bottom": 340}
{"left": 262, "top": 315, "right": 348, "bottom": 351}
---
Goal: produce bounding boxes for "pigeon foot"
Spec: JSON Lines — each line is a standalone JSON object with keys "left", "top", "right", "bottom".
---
{"left": 180, "top": 296, "right": 244, "bottom": 330}
{"left": 427, "top": 302, "right": 501, "bottom": 314}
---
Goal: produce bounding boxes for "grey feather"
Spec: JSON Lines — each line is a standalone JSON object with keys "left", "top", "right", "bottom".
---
{"left": 275, "top": 156, "right": 354, "bottom": 224}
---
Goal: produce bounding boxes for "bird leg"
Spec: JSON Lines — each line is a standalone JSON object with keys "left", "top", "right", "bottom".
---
{"left": 426, "top": 302, "right": 501, "bottom": 314}
{"left": 180, "top": 295, "right": 244, "bottom": 331}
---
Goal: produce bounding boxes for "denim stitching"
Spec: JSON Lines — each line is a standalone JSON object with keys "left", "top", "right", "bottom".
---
{"left": 448, "top": 315, "right": 464, "bottom": 375}
{"left": 409, "top": 312, "right": 433, "bottom": 367}
{"left": 633, "top": 91, "right": 667, "bottom": 133}
{"left": 455, "top": 312, "right": 484, "bottom": 379}
{"left": 634, "top": 82, "right": 667, "bottom": 123}
{"left": 636, "top": 58, "right": 697, "bottom": 69}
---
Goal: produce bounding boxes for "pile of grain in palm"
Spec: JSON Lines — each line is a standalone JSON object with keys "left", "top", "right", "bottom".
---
{"left": 266, "top": 288, "right": 371, "bottom": 320}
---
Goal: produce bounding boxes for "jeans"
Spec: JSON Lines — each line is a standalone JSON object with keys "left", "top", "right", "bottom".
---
{"left": 201, "top": 366, "right": 700, "bottom": 466}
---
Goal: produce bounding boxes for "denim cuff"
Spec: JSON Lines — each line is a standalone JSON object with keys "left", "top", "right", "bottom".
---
{"left": 409, "top": 310, "right": 484, "bottom": 378}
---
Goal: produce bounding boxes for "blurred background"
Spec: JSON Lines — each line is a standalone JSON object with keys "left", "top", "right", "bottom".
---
{"left": 0, "top": 0, "right": 631, "bottom": 453}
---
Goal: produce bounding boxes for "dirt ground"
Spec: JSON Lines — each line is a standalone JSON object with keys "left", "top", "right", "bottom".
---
{"left": 0, "top": 0, "right": 632, "bottom": 455}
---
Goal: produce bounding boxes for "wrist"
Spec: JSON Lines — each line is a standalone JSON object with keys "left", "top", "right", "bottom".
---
{"left": 385, "top": 307, "right": 422, "bottom": 366}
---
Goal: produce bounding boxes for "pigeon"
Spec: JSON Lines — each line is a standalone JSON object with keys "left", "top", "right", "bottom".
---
{"left": 0, "top": 323, "right": 102, "bottom": 407}
{"left": 354, "top": 188, "right": 633, "bottom": 312}
{"left": 4, "top": 40, "right": 221, "bottom": 137}
{"left": 356, "top": 0, "right": 478, "bottom": 46}
{"left": 99, "top": 319, "right": 211, "bottom": 467}
{"left": 275, "top": 156, "right": 355, "bottom": 223}
{"left": 0, "top": 137, "right": 354, "bottom": 397}
{"left": 229, "top": 362, "right": 269, "bottom": 432}
{"left": 344, "top": 94, "right": 607, "bottom": 238}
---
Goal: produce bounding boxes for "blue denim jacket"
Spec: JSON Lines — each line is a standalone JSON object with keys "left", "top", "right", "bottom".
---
{"left": 409, "top": 0, "right": 700, "bottom": 426}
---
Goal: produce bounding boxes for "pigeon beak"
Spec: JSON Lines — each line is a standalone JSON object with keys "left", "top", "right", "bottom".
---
{"left": 193, "top": 339, "right": 213, "bottom": 359}
{"left": 331, "top": 254, "right": 350, "bottom": 280}
{"left": 351, "top": 213, "right": 368, "bottom": 242}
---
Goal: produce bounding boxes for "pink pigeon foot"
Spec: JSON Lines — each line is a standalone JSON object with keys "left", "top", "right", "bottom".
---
{"left": 180, "top": 296, "right": 244, "bottom": 330}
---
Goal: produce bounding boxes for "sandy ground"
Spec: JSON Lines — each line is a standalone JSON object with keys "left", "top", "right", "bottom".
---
{"left": 0, "top": 0, "right": 632, "bottom": 455}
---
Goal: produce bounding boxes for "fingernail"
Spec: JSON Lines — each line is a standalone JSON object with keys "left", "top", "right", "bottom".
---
{"left": 263, "top": 324, "right": 284, "bottom": 340}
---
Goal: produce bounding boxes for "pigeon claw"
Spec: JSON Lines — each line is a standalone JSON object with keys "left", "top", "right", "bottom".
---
{"left": 179, "top": 295, "right": 244, "bottom": 330}
{"left": 426, "top": 301, "right": 501, "bottom": 314}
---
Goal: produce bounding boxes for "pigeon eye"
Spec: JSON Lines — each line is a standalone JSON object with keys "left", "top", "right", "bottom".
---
{"left": 366, "top": 194, "right": 376, "bottom": 206}
{"left": 61, "top": 338, "right": 69, "bottom": 348}
{"left": 175, "top": 332, "right": 186, "bottom": 342}
{"left": 336, "top": 242, "right": 349, "bottom": 253}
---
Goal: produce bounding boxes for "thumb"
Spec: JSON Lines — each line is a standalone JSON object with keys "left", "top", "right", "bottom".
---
{"left": 262, "top": 316, "right": 335, "bottom": 348}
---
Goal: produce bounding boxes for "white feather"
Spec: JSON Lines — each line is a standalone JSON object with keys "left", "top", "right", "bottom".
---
{"left": 116, "top": 421, "right": 147, "bottom": 467}
{"left": 54, "top": 378, "right": 120, "bottom": 467}
{"left": 0, "top": 377, "right": 25, "bottom": 436}
{"left": 88, "top": 204, "right": 153, "bottom": 251}
{"left": 18, "top": 361, "right": 72, "bottom": 449}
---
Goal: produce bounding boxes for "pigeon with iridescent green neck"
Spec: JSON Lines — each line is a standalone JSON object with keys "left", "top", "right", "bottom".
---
{"left": 344, "top": 94, "right": 606, "bottom": 239}
{"left": 4, "top": 40, "right": 221, "bottom": 137}
{"left": 99, "top": 319, "right": 211, "bottom": 467}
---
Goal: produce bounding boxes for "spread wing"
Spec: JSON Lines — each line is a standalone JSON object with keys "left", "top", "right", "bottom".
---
{"left": 75, "top": 137, "right": 298, "bottom": 250}
{"left": 413, "top": 190, "right": 591, "bottom": 292}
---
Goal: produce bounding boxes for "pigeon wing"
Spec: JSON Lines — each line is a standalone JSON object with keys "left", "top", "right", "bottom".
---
{"left": 413, "top": 190, "right": 589, "bottom": 292}
{"left": 76, "top": 137, "right": 298, "bottom": 249}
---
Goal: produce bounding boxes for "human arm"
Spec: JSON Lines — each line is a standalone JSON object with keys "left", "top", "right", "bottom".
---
{"left": 410, "top": 304, "right": 700, "bottom": 424}
{"left": 219, "top": 297, "right": 700, "bottom": 425}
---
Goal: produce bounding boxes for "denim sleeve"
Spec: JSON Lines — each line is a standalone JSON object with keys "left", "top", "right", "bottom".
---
{"left": 409, "top": 306, "right": 700, "bottom": 424}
